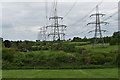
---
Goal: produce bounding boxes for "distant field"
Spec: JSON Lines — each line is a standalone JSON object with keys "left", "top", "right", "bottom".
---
{"left": 75, "top": 44, "right": 118, "bottom": 52}
{"left": 31, "top": 44, "right": 118, "bottom": 54}
{"left": 2, "top": 68, "right": 118, "bottom": 78}
{"left": 68, "top": 42, "right": 91, "bottom": 44}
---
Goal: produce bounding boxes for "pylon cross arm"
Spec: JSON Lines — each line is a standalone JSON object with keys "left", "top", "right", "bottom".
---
{"left": 49, "top": 16, "right": 63, "bottom": 20}
{"left": 90, "top": 14, "right": 105, "bottom": 17}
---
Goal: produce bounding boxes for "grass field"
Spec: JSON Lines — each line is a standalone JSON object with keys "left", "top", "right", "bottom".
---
{"left": 2, "top": 68, "right": 118, "bottom": 78}
{"left": 75, "top": 44, "right": 118, "bottom": 52}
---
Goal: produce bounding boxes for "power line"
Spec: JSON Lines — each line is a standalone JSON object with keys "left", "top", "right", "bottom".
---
{"left": 103, "top": 10, "right": 118, "bottom": 22}
{"left": 45, "top": 0, "right": 48, "bottom": 25}
{"left": 81, "top": 7, "right": 118, "bottom": 38}
{"left": 63, "top": 0, "right": 77, "bottom": 17}
{"left": 50, "top": 0, "right": 56, "bottom": 18}
{"left": 71, "top": 1, "right": 117, "bottom": 39}
{"left": 81, "top": 9, "right": 118, "bottom": 38}
{"left": 49, "top": 1, "right": 54, "bottom": 18}
{"left": 69, "top": 0, "right": 104, "bottom": 27}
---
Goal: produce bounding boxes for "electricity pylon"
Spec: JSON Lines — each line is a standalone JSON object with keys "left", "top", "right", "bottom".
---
{"left": 87, "top": 5, "right": 108, "bottom": 47}
{"left": 38, "top": 26, "right": 46, "bottom": 41}
{"left": 46, "top": 1, "right": 67, "bottom": 41}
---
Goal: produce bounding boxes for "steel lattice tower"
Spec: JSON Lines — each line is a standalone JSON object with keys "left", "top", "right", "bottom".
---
{"left": 46, "top": 1, "right": 67, "bottom": 41}
{"left": 38, "top": 26, "right": 46, "bottom": 41}
{"left": 87, "top": 6, "right": 108, "bottom": 47}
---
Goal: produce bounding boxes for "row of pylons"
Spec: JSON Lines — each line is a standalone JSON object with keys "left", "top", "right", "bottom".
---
{"left": 38, "top": 2, "right": 109, "bottom": 48}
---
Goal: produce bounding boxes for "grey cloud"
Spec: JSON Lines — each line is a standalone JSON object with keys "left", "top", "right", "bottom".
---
{"left": 2, "top": 2, "right": 118, "bottom": 41}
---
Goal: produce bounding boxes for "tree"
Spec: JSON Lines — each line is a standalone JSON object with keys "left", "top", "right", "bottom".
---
{"left": 4, "top": 40, "right": 11, "bottom": 48}
{"left": 72, "top": 37, "right": 82, "bottom": 42}
{"left": 112, "top": 31, "right": 120, "bottom": 38}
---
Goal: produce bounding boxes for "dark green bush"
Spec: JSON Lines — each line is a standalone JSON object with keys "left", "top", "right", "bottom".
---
{"left": 90, "top": 53, "right": 105, "bottom": 65}
{"left": 110, "top": 38, "right": 118, "bottom": 45}
{"left": 2, "top": 48, "right": 16, "bottom": 62}
{"left": 61, "top": 44, "right": 76, "bottom": 52}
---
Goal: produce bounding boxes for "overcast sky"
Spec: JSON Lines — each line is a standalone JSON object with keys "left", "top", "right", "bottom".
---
{"left": 0, "top": 0, "right": 119, "bottom": 41}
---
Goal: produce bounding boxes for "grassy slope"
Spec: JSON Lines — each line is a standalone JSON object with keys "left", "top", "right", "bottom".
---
{"left": 75, "top": 44, "right": 118, "bottom": 53}
{"left": 2, "top": 68, "right": 118, "bottom": 78}
{"left": 31, "top": 43, "right": 118, "bottom": 55}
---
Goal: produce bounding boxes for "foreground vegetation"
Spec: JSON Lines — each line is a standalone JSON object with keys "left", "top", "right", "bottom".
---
{"left": 2, "top": 31, "right": 119, "bottom": 69}
{"left": 2, "top": 68, "right": 118, "bottom": 78}
{"left": 2, "top": 43, "right": 119, "bottom": 69}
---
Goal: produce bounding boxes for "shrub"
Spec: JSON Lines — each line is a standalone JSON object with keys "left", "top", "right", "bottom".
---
{"left": 2, "top": 48, "right": 16, "bottom": 62}
{"left": 61, "top": 44, "right": 76, "bottom": 52}
{"left": 104, "top": 57, "right": 113, "bottom": 64}
{"left": 75, "top": 47, "right": 91, "bottom": 54}
{"left": 110, "top": 38, "right": 118, "bottom": 45}
{"left": 56, "top": 53, "right": 76, "bottom": 63}
{"left": 90, "top": 54, "right": 105, "bottom": 65}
